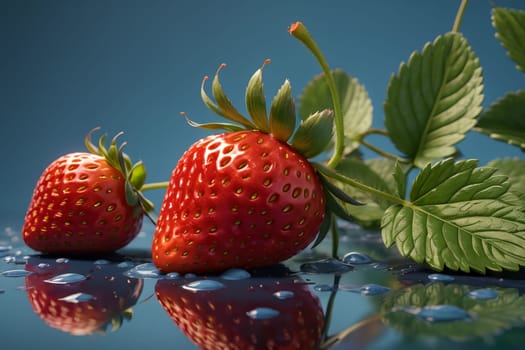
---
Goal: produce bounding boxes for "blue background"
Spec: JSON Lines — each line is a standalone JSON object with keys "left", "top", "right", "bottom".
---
{"left": 2, "top": 0, "right": 524, "bottom": 227}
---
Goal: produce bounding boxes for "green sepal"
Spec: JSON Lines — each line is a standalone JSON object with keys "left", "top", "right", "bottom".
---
{"left": 312, "top": 211, "right": 332, "bottom": 248}
{"left": 318, "top": 173, "right": 365, "bottom": 206}
{"left": 129, "top": 161, "right": 146, "bottom": 190}
{"left": 290, "top": 109, "right": 333, "bottom": 158}
{"left": 125, "top": 180, "right": 139, "bottom": 207}
{"left": 183, "top": 113, "right": 245, "bottom": 132}
{"left": 211, "top": 65, "right": 256, "bottom": 129}
{"left": 245, "top": 61, "right": 270, "bottom": 132}
{"left": 269, "top": 79, "right": 296, "bottom": 142}
{"left": 324, "top": 189, "right": 355, "bottom": 222}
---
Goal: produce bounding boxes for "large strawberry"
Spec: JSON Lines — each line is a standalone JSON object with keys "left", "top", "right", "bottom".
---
{"left": 153, "top": 62, "right": 359, "bottom": 274}
{"left": 22, "top": 129, "right": 155, "bottom": 254}
{"left": 24, "top": 256, "right": 143, "bottom": 335}
{"left": 155, "top": 267, "right": 324, "bottom": 349}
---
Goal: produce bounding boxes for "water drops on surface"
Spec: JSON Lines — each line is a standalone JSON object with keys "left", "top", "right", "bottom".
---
{"left": 428, "top": 273, "right": 455, "bottom": 282}
{"left": 44, "top": 273, "right": 86, "bottom": 285}
{"left": 220, "top": 268, "right": 251, "bottom": 280}
{"left": 313, "top": 284, "right": 334, "bottom": 292}
{"left": 182, "top": 279, "right": 225, "bottom": 292}
{"left": 117, "top": 261, "right": 135, "bottom": 269}
{"left": 165, "top": 272, "right": 180, "bottom": 279}
{"left": 300, "top": 258, "right": 353, "bottom": 274}
{"left": 55, "top": 258, "right": 69, "bottom": 264}
{"left": 124, "top": 263, "right": 162, "bottom": 279}
{"left": 342, "top": 251, "right": 373, "bottom": 265}
{"left": 37, "top": 263, "right": 50, "bottom": 269}
{"left": 94, "top": 259, "right": 111, "bottom": 265}
{"left": 184, "top": 273, "right": 197, "bottom": 279}
{"left": 58, "top": 292, "right": 94, "bottom": 303}
{"left": 273, "top": 290, "right": 294, "bottom": 300}
{"left": 0, "top": 269, "right": 33, "bottom": 277}
{"left": 354, "top": 283, "right": 391, "bottom": 296}
{"left": 246, "top": 307, "right": 280, "bottom": 320}
{"left": 3, "top": 256, "right": 15, "bottom": 264}
{"left": 401, "top": 305, "right": 472, "bottom": 323}
{"left": 468, "top": 288, "right": 499, "bottom": 300}
{"left": 0, "top": 245, "right": 12, "bottom": 257}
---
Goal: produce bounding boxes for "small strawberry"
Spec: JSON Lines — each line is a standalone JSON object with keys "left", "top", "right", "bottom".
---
{"left": 153, "top": 61, "right": 360, "bottom": 273}
{"left": 22, "top": 129, "right": 155, "bottom": 254}
{"left": 155, "top": 267, "right": 324, "bottom": 349}
{"left": 24, "top": 256, "right": 143, "bottom": 335}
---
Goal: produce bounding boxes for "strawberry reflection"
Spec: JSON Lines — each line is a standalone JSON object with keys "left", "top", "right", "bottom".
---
{"left": 155, "top": 265, "right": 324, "bottom": 350}
{"left": 24, "top": 256, "right": 143, "bottom": 336}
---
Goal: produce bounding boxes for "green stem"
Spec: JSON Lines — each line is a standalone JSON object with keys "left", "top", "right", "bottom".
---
{"left": 452, "top": 0, "right": 469, "bottom": 32}
{"left": 360, "top": 139, "right": 410, "bottom": 163}
{"left": 320, "top": 274, "right": 341, "bottom": 344}
{"left": 141, "top": 181, "right": 169, "bottom": 191}
{"left": 330, "top": 215, "right": 340, "bottom": 259}
{"left": 289, "top": 22, "right": 344, "bottom": 169}
{"left": 315, "top": 163, "right": 408, "bottom": 206}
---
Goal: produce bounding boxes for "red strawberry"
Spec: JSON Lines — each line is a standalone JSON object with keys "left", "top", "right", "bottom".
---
{"left": 22, "top": 129, "right": 155, "bottom": 254}
{"left": 153, "top": 62, "right": 359, "bottom": 274}
{"left": 155, "top": 267, "right": 324, "bottom": 349}
{"left": 24, "top": 256, "right": 143, "bottom": 335}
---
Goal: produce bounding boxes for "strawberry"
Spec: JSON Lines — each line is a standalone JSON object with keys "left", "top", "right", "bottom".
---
{"left": 155, "top": 267, "right": 324, "bottom": 349}
{"left": 22, "top": 129, "right": 155, "bottom": 254}
{"left": 153, "top": 61, "right": 359, "bottom": 274}
{"left": 24, "top": 256, "right": 143, "bottom": 335}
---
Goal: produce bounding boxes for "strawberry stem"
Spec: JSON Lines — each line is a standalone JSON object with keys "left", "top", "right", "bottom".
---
{"left": 289, "top": 22, "right": 344, "bottom": 169}
{"left": 452, "top": 0, "right": 469, "bottom": 33}
{"left": 141, "top": 181, "right": 169, "bottom": 191}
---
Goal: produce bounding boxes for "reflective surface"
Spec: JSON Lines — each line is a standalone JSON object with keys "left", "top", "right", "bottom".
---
{"left": 2, "top": 222, "right": 525, "bottom": 350}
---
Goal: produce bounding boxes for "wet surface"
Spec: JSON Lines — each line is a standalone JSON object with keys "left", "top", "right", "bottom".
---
{"left": 2, "top": 222, "right": 525, "bottom": 349}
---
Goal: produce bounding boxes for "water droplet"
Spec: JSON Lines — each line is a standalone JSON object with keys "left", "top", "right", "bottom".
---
{"left": 117, "top": 261, "right": 135, "bottom": 269}
{"left": 468, "top": 288, "right": 499, "bottom": 300}
{"left": 220, "top": 268, "right": 251, "bottom": 280}
{"left": 3, "top": 256, "right": 15, "bottom": 263}
{"left": 313, "top": 284, "right": 334, "bottom": 292}
{"left": 273, "top": 290, "right": 294, "bottom": 300}
{"left": 0, "top": 269, "right": 33, "bottom": 277}
{"left": 246, "top": 307, "right": 280, "bottom": 320}
{"left": 428, "top": 273, "right": 455, "bottom": 282}
{"left": 184, "top": 273, "right": 197, "bottom": 279}
{"left": 300, "top": 258, "right": 353, "bottom": 274}
{"left": 355, "top": 284, "right": 391, "bottom": 296}
{"left": 44, "top": 273, "right": 86, "bottom": 284}
{"left": 55, "top": 258, "right": 69, "bottom": 264}
{"left": 94, "top": 259, "right": 110, "bottom": 265}
{"left": 182, "top": 279, "right": 225, "bottom": 291}
{"left": 0, "top": 245, "right": 12, "bottom": 257}
{"left": 37, "top": 263, "right": 50, "bottom": 269}
{"left": 0, "top": 289, "right": 5, "bottom": 294}
{"left": 124, "top": 263, "right": 161, "bottom": 279}
{"left": 403, "top": 305, "right": 471, "bottom": 323}
{"left": 342, "top": 252, "right": 373, "bottom": 265}
{"left": 58, "top": 292, "right": 94, "bottom": 303}
{"left": 166, "top": 272, "right": 180, "bottom": 279}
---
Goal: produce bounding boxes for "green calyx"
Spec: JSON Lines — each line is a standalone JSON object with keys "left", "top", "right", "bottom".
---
{"left": 85, "top": 128, "right": 156, "bottom": 219}
{"left": 195, "top": 60, "right": 334, "bottom": 160}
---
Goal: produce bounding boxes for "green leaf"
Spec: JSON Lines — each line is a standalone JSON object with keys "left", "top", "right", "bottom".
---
{"left": 245, "top": 62, "right": 270, "bottom": 132}
{"left": 488, "top": 157, "right": 525, "bottom": 204}
{"left": 384, "top": 32, "right": 484, "bottom": 168}
{"left": 381, "top": 158, "right": 525, "bottom": 273}
{"left": 383, "top": 283, "right": 525, "bottom": 341}
{"left": 299, "top": 69, "right": 372, "bottom": 154}
{"left": 290, "top": 109, "right": 333, "bottom": 158}
{"left": 475, "top": 91, "right": 525, "bottom": 150}
{"left": 269, "top": 79, "right": 296, "bottom": 142}
{"left": 393, "top": 161, "right": 410, "bottom": 199}
{"left": 493, "top": 7, "right": 525, "bottom": 74}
